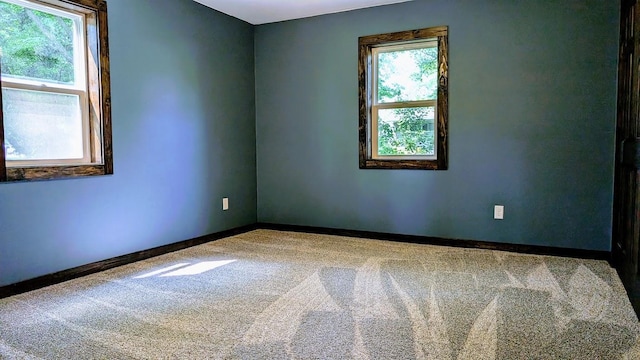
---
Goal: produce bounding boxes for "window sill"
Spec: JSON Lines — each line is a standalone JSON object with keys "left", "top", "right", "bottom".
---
{"left": 359, "top": 159, "right": 447, "bottom": 170}
{"left": 6, "top": 164, "right": 113, "bottom": 182}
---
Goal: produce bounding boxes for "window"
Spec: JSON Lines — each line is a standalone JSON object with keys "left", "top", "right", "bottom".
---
{"left": 359, "top": 26, "right": 448, "bottom": 170}
{"left": 0, "top": 0, "right": 112, "bottom": 181}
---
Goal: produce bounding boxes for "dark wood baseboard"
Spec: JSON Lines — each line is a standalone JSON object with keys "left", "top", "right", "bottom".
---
{"left": 0, "top": 224, "right": 257, "bottom": 299}
{"left": 257, "top": 223, "right": 612, "bottom": 262}
{"left": 1, "top": 222, "right": 611, "bottom": 299}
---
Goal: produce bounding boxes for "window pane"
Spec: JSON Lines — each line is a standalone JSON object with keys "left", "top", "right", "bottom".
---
{"left": 2, "top": 88, "right": 84, "bottom": 161}
{"left": 377, "top": 46, "right": 438, "bottom": 103}
{"left": 0, "top": 0, "right": 76, "bottom": 85}
{"left": 377, "top": 107, "right": 435, "bottom": 156}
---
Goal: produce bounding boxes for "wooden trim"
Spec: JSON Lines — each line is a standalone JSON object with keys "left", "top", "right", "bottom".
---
{"left": 621, "top": 138, "right": 640, "bottom": 168}
{"left": 358, "top": 26, "right": 448, "bottom": 46}
{"left": 0, "top": 224, "right": 257, "bottom": 299}
{"left": 97, "top": 0, "right": 113, "bottom": 175}
{"left": 258, "top": 223, "right": 612, "bottom": 261}
{"left": 6, "top": 165, "right": 108, "bottom": 182}
{"left": 60, "top": 0, "right": 100, "bottom": 9}
{"left": 358, "top": 41, "right": 370, "bottom": 168}
{"left": 358, "top": 26, "right": 449, "bottom": 170}
{"left": 0, "top": 56, "right": 6, "bottom": 182}
{"left": 361, "top": 158, "right": 441, "bottom": 170}
{"left": 613, "top": 0, "right": 640, "bottom": 318}
{"left": 436, "top": 34, "right": 449, "bottom": 170}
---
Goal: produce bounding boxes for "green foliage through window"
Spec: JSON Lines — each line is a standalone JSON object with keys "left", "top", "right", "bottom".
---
{"left": 0, "top": 0, "right": 75, "bottom": 84}
{"left": 376, "top": 45, "right": 437, "bottom": 156}
{"left": 378, "top": 107, "right": 434, "bottom": 156}
{"left": 377, "top": 47, "right": 438, "bottom": 103}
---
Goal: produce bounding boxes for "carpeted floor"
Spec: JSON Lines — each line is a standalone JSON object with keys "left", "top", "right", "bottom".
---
{"left": 1, "top": 229, "right": 639, "bottom": 359}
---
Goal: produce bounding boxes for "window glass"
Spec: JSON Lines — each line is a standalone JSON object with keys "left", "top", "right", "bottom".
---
{"left": 377, "top": 46, "right": 438, "bottom": 103}
{"left": 2, "top": 88, "right": 84, "bottom": 161}
{"left": 377, "top": 106, "right": 435, "bottom": 156}
{"left": 0, "top": 0, "right": 79, "bottom": 85}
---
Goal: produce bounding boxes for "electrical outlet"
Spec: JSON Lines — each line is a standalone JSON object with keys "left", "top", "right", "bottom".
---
{"left": 494, "top": 205, "right": 504, "bottom": 220}
{"left": 223, "top": 198, "right": 229, "bottom": 211}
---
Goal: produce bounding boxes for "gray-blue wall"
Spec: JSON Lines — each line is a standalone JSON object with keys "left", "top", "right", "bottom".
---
{"left": 255, "top": 0, "right": 620, "bottom": 251}
{"left": 0, "top": 0, "right": 256, "bottom": 286}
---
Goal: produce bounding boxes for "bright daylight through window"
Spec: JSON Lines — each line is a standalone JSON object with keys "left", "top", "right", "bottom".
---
{"left": 0, "top": 0, "right": 112, "bottom": 181}
{"left": 359, "top": 26, "right": 448, "bottom": 170}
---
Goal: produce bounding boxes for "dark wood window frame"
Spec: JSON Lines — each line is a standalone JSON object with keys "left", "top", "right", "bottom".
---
{"left": 0, "top": 0, "right": 112, "bottom": 182}
{"left": 358, "top": 26, "right": 448, "bottom": 170}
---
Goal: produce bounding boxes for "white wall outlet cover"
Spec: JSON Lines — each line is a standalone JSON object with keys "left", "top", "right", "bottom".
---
{"left": 494, "top": 205, "right": 504, "bottom": 220}
{"left": 223, "top": 198, "right": 229, "bottom": 210}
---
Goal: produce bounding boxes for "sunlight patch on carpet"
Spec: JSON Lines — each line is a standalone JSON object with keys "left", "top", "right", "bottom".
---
{"left": 160, "top": 260, "right": 237, "bottom": 277}
{"left": 134, "top": 260, "right": 237, "bottom": 279}
{"left": 133, "top": 263, "right": 191, "bottom": 279}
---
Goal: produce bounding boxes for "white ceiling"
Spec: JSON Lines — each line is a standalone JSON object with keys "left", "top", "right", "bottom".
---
{"left": 193, "top": 0, "right": 414, "bottom": 25}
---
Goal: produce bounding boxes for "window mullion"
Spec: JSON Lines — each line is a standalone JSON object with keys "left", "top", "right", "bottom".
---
{"left": 371, "top": 105, "right": 379, "bottom": 158}
{"left": 375, "top": 100, "right": 435, "bottom": 110}
{"left": 371, "top": 48, "right": 379, "bottom": 106}
{"left": 1, "top": 81, "right": 85, "bottom": 95}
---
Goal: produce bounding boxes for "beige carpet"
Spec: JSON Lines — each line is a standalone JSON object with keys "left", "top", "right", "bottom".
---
{"left": 1, "top": 229, "right": 639, "bottom": 359}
